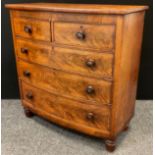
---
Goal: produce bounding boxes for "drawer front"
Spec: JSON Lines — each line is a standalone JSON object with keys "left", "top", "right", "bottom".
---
{"left": 54, "top": 22, "right": 115, "bottom": 50}
{"left": 13, "top": 18, "right": 51, "bottom": 41}
{"left": 18, "top": 60, "right": 112, "bottom": 104}
{"left": 22, "top": 82, "right": 110, "bottom": 131}
{"left": 53, "top": 47, "right": 113, "bottom": 79}
{"left": 15, "top": 39, "right": 113, "bottom": 79}
{"left": 15, "top": 39, "right": 52, "bottom": 65}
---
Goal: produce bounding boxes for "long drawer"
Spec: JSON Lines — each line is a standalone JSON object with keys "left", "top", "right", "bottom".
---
{"left": 17, "top": 60, "right": 112, "bottom": 105}
{"left": 15, "top": 39, "right": 113, "bottom": 79}
{"left": 22, "top": 82, "right": 111, "bottom": 131}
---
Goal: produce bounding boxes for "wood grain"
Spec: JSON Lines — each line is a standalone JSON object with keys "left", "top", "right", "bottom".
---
{"left": 11, "top": 10, "right": 52, "bottom": 20}
{"left": 15, "top": 38, "right": 52, "bottom": 66}
{"left": 18, "top": 59, "right": 112, "bottom": 105}
{"left": 13, "top": 17, "right": 51, "bottom": 41}
{"left": 5, "top": 3, "right": 148, "bottom": 14}
{"left": 53, "top": 47, "right": 113, "bottom": 79}
{"left": 22, "top": 82, "right": 111, "bottom": 132}
{"left": 54, "top": 22, "right": 115, "bottom": 50}
{"left": 111, "top": 12, "right": 146, "bottom": 138}
{"left": 15, "top": 39, "right": 113, "bottom": 79}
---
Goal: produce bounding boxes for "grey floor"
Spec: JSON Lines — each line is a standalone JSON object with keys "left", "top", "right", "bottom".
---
{"left": 2, "top": 100, "right": 152, "bottom": 155}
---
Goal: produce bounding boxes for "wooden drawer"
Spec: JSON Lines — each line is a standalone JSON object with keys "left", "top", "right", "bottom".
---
{"left": 18, "top": 60, "right": 112, "bottom": 104}
{"left": 13, "top": 18, "right": 51, "bottom": 41}
{"left": 15, "top": 39, "right": 52, "bottom": 65}
{"left": 15, "top": 39, "right": 113, "bottom": 79}
{"left": 53, "top": 47, "right": 113, "bottom": 79}
{"left": 54, "top": 22, "right": 115, "bottom": 50}
{"left": 22, "top": 82, "right": 110, "bottom": 131}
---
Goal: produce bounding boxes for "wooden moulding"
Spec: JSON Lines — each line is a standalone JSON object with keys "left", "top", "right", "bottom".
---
{"left": 5, "top": 3, "right": 148, "bottom": 15}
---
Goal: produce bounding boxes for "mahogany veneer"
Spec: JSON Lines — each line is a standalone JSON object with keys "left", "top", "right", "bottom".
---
{"left": 6, "top": 3, "right": 148, "bottom": 152}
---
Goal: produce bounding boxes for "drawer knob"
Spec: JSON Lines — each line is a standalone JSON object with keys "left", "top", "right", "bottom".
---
{"left": 86, "top": 85, "right": 95, "bottom": 94}
{"left": 87, "top": 112, "right": 94, "bottom": 120}
{"left": 23, "top": 70, "right": 31, "bottom": 77}
{"left": 26, "top": 92, "right": 33, "bottom": 100}
{"left": 76, "top": 31, "right": 85, "bottom": 40}
{"left": 24, "top": 25, "right": 32, "bottom": 34}
{"left": 21, "top": 48, "right": 28, "bottom": 54}
{"left": 86, "top": 59, "right": 96, "bottom": 68}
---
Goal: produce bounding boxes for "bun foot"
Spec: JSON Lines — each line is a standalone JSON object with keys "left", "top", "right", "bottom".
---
{"left": 24, "top": 108, "right": 34, "bottom": 117}
{"left": 123, "top": 125, "right": 129, "bottom": 132}
{"left": 105, "top": 140, "right": 116, "bottom": 152}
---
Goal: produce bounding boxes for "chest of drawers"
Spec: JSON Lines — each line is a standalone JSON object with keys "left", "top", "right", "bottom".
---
{"left": 6, "top": 3, "right": 148, "bottom": 152}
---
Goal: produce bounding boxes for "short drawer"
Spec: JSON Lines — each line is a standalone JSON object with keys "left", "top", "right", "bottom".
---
{"left": 13, "top": 18, "right": 51, "bottom": 41}
{"left": 54, "top": 22, "right": 115, "bottom": 51}
{"left": 22, "top": 82, "right": 110, "bottom": 131}
{"left": 18, "top": 60, "right": 112, "bottom": 105}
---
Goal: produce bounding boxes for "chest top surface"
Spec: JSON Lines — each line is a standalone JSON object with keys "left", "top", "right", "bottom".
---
{"left": 5, "top": 3, "right": 148, "bottom": 14}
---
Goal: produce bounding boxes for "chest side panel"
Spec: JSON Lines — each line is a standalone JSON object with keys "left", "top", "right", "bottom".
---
{"left": 111, "top": 12, "right": 145, "bottom": 137}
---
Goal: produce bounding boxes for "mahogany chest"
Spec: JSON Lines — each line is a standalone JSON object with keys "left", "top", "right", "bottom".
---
{"left": 5, "top": 3, "right": 148, "bottom": 152}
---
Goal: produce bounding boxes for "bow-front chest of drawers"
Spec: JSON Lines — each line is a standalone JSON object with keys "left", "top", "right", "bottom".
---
{"left": 5, "top": 3, "right": 148, "bottom": 152}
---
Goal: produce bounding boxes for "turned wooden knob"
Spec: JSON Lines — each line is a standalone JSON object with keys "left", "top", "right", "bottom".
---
{"left": 26, "top": 92, "right": 33, "bottom": 100}
{"left": 86, "top": 85, "right": 95, "bottom": 94}
{"left": 24, "top": 25, "right": 32, "bottom": 34}
{"left": 23, "top": 70, "right": 31, "bottom": 77}
{"left": 87, "top": 112, "right": 94, "bottom": 120}
{"left": 76, "top": 31, "right": 85, "bottom": 40}
{"left": 86, "top": 59, "right": 96, "bottom": 68}
{"left": 21, "top": 48, "right": 28, "bottom": 54}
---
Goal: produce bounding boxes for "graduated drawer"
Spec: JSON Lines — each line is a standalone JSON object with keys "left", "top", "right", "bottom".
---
{"left": 18, "top": 60, "right": 112, "bottom": 105}
{"left": 15, "top": 39, "right": 113, "bottom": 79}
{"left": 15, "top": 39, "right": 52, "bottom": 65}
{"left": 54, "top": 22, "right": 115, "bottom": 51}
{"left": 22, "top": 82, "right": 110, "bottom": 131}
{"left": 53, "top": 47, "right": 113, "bottom": 79}
{"left": 13, "top": 17, "right": 51, "bottom": 41}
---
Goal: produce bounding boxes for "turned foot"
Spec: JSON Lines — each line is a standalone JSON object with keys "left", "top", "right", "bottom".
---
{"left": 123, "top": 125, "right": 129, "bottom": 132}
{"left": 105, "top": 140, "right": 116, "bottom": 152}
{"left": 24, "top": 108, "right": 34, "bottom": 118}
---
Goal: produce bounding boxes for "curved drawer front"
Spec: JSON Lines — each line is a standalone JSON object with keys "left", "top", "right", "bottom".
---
{"left": 13, "top": 18, "right": 51, "bottom": 41}
{"left": 54, "top": 22, "right": 115, "bottom": 51}
{"left": 16, "top": 39, "right": 52, "bottom": 65}
{"left": 18, "top": 60, "right": 112, "bottom": 105}
{"left": 53, "top": 47, "right": 113, "bottom": 79}
{"left": 22, "top": 82, "right": 110, "bottom": 131}
{"left": 15, "top": 39, "right": 113, "bottom": 79}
